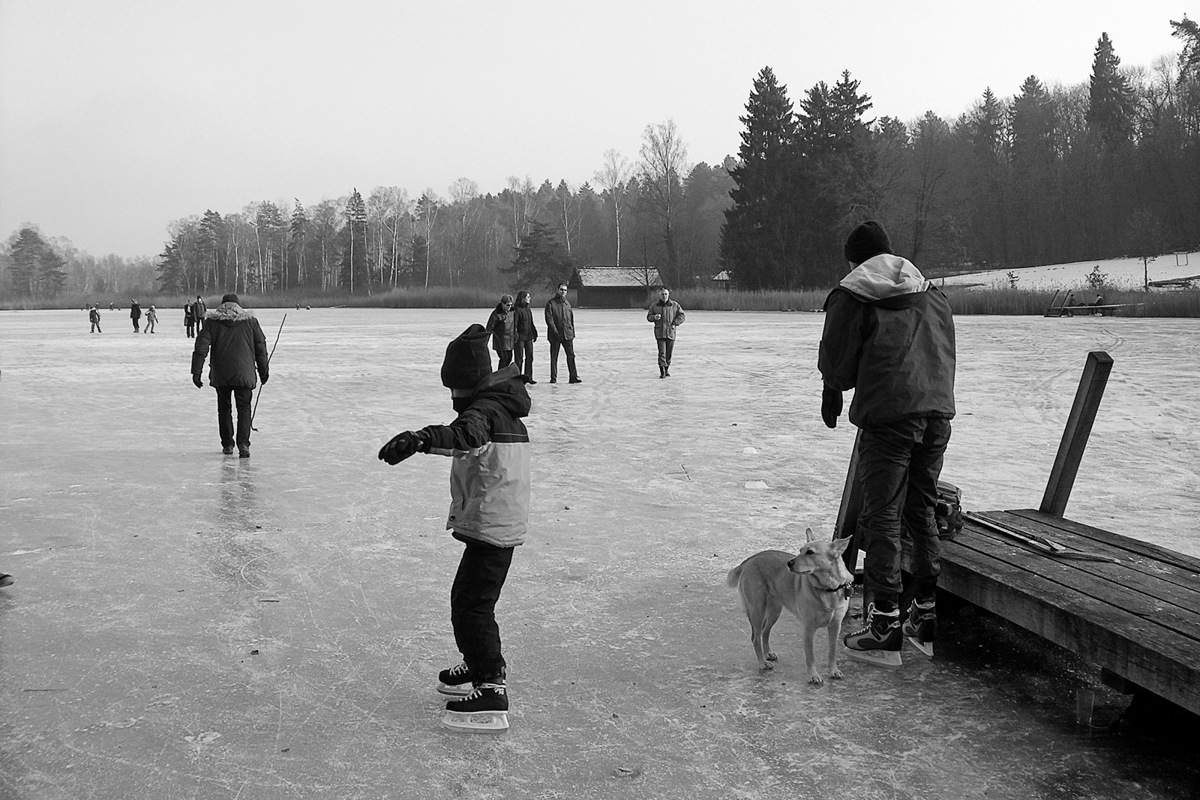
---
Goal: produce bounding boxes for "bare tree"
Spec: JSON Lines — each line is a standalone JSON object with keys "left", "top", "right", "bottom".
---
{"left": 447, "top": 178, "right": 481, "bottom": 287}
{"left": 639, "top": 120, "right": 690, "bottom": 283}
{"left": 594, "top": 149, "right": 632, "bottom": 265}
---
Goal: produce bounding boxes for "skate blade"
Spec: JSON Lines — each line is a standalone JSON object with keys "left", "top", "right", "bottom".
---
{"left": 436, "top": 682, "right": 474, "bottom": 697}
{"left": 843, "top": 646, "right": 902, "bottom": 669}
{"left": 907, "top": 636, "right": 934, "bottom": 658}
{"left": 441, "top": 710, "right": 509, "bottom": 734}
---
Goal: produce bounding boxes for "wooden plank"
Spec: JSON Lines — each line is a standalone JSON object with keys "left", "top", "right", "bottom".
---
{"left": 951, "top": 526, "right": 1200, "bottom": 642}
{"left": 985, "top": 512, "right": 1200, "bottom": 610}
{"left": 1040, "top": 351, "right": 1113, "bottom": 517}
{"left": 1009, "top": 509, "right": 1200, "bottom": 573}
{"left": 932, "top": 540, "right": 1200, "bottom": 716}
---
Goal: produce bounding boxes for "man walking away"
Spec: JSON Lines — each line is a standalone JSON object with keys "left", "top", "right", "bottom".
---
{"left": 647, "top": 287, "right": 685, "bottom": 378}
{"left": 130, "top": 300, "right": 142, "bottom": 332}
{"left": 818, "top": 220, "right": 956, "bottom": 669}
{"left": 544, "top": 282, "right": 581, "bottom": 384}
{"left": 191, "top": 293, "right": 269, "bottom": 458}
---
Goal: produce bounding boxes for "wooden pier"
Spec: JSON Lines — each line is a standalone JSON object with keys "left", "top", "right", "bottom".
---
{"left": 841, "top": 351, "right": 1200, "bottom": 717}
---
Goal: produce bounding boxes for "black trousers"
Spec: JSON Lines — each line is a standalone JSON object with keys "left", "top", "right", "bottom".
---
{"left": 549, "top": 339, "right": 578, "bottom": 382}
{"left": 496, "top": 350, "right": 514, "bottom": 368}
{"left": 215, "top": 386, "right": 253, "bottom": 449}
{"left": 450, "top": 538, "right": 514, "bottom": 681}
{"left": 514, "top": 339, "right": 535, "bottom": 380}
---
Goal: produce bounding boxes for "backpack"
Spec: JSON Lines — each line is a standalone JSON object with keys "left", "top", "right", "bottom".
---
{"left": 935, "top": 481, "right": 964, "bottom": 539}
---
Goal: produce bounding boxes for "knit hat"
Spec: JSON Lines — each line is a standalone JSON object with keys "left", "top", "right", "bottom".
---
{"left": 844, "top": 221, "right": 893, "bottom": 266}
{"left": 221, "top": 293, "right": 239, "bottom": 305}
{"left": 441, "top": 324, "right": 493, "bottom": 390}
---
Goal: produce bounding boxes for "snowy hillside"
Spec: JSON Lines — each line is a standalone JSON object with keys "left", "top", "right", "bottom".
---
{"left": 937, "top": 251, "right": 1200, "bottom": 291}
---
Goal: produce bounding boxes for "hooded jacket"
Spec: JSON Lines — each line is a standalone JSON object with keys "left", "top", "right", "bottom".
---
{"left": 420, "top": 364, "right": 531, "bottom": 548}
{"left": 818, "top": 254, "right": 955, "bottom": 428}
{"left": 191, "top": 302, "right": 270, "bottom": 388}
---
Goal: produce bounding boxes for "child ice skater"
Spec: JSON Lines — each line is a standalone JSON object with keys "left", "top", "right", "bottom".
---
{"left": 378, "top": 323, "right": 531, "bottom": 733}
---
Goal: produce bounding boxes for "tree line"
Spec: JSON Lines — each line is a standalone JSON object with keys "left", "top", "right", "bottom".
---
{"left": 3, "top": 18, "right": 1197, "bottom": 300}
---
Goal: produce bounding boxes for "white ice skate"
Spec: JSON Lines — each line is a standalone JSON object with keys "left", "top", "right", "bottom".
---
{"left": 441, "top": 683, "right": 509, "bottom": 734}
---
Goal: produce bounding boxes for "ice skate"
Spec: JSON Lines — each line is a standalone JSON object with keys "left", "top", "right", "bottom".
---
{"left": 843, "top": 602, "right": 902, "bottom": 669}
{"left": 902, "top": 597, "right": 936, "bottom": 657}
{"left": 436, "top": 661, "right": 474, "bottom": 697}
{"left": 442, "top": 681, "right": 509, "bottom": 734}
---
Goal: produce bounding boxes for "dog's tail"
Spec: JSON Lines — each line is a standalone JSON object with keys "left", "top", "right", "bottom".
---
{"left": 725, "top": 565, "right": 742, "bottom": 588}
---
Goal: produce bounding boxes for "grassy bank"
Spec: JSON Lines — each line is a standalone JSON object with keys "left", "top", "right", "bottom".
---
{"left": 4, "top": 286, "right": 1198, "bottom": 317}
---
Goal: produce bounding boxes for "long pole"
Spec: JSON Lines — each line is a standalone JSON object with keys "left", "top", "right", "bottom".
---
{"left": 250, "top": 314, "right": 287, "bottom": 431}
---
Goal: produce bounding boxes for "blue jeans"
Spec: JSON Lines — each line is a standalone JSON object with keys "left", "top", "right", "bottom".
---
{"left": 450, "top": 538, "right": 514, "bottom": 680}
{"left": 856, "top": 417, "right": 952, "bottom": 607}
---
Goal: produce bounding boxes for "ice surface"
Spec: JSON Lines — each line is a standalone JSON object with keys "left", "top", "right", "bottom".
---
{"left": 1, "top": 307, "right": 1198, "bottom": 798}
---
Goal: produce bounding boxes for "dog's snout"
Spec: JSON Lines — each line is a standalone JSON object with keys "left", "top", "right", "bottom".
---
{"left": 785, "top": 558, "right": 796, "bottom": 571}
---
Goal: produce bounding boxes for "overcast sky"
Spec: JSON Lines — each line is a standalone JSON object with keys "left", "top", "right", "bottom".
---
{"left": 0, "top": 0, "right": 1190, "bottom": 259}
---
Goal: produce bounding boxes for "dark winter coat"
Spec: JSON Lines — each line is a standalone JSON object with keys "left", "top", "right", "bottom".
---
{"left": 485, "top": 304, "right": 516, "bottom": 352}
{"left": 544, "top": 296, "right": 575, "bottom": 343}
{"left": 647, "top": 299, "right": 685, "bottom": 339}
{"left": 130, "top": 303, "right": 141, "bottom": 320}
{"left": 192, "top": 298, "right": 207, "bottom": 321}
{"left": 818, "top": 253, "right": 956, "bottom": 428}
{"left": 184, "top": 305, "right": 194, "bottom": 324}
{"left": 512, "top": 303, "right": 538, "bottom": 342}
{"left": 418, "top": 365, "right": 532, "bottom": 548}
{"left": 89, "top": 308, "right": 100, "bottom": 324}
{"left": 191, "top": 302, "right": 269, "bottom": 389}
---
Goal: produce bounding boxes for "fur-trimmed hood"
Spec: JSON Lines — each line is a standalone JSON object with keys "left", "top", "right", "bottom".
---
{"left": 205, "top": 302, "right": 256, "bottom": 323}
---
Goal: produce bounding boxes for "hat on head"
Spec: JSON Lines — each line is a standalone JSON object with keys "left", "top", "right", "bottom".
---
{"left": 441, "top": 324, "right": 493, "bottom": 390}
{"left": 844, "top": 221, "right": 893, "bottom": 266}
{"left": 221, "top": 293, "right": 239, "bottom": 305}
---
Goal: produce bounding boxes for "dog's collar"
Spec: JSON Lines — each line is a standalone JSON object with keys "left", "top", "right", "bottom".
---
{"left": 821, "top": 581, "right": 854, "bottom": 597}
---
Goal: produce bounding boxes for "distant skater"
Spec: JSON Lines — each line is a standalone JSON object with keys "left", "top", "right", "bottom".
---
{"left": 144, "top": 305, "right": 158, "bottom": 333}
{"left": 130, "top": 300, "right": 142, "bottom": 332}
{"left": 184, "top": 304, "right": 195, "bottom": 338}
{"left": 485, "top": 294, "right": 515, "bottom": 368}
{"left": 544, "top": 282, "right": 581, "bottom": 384}
{"left": 512, "top": 291, "right": 538, "bottom": 384}
{"left": 89, "top": 305, "right": 102, "bottom": 333}
{"left": 647, "top": 287, "right": 685, "bottom": 378}
{"left": 190, "top": 293, "right": 269, "bottom": 458}
{"left": 192, "top": 295, "right": 207, "bottom": 333}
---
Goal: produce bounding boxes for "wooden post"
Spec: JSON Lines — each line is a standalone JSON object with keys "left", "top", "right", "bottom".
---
{"left": 1040, "top": 351, "right": 1113, "bottom": 517}
{"left": 835, "top": 429, "right": 864, "bottom": 572}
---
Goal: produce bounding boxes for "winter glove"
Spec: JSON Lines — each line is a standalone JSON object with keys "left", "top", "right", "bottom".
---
{"left": 821, "top": 385, "right": 843, "bottom": 429}
{"left": 378, "top": 431, "right": 428, "bottom": 465}
{"left": 260, "top": 373, "right": 269, "bottom": 384}
{"left": 192, "top": 373, "right": 203, "bottom": 389}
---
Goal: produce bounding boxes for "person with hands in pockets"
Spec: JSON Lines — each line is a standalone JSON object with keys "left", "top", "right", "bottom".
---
{"left": 377, "top": 323, "right": 531, "bottom": 733}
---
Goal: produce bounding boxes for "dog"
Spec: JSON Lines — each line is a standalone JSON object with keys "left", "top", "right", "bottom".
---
{"left": 727, "top": 529, "right": 853, "bottom": 684}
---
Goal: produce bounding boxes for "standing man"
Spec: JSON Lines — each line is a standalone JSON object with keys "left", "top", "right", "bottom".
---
{"left": 544, "top": 282, "right": 581, "bottom": 384}
{"left": 89, "top": 305, "right": 102, "bottom": 333}
{"left": 818, "top": 220, "right": 956, "bottom": 669}
{"left": 192, "top": 295, "right": 208, "bottom": 333}
{"left": 190, "top": 293, "right": 269, "bottom": 458}
{"left": 130, "top": 299, "right": 142, "bottom": 332}
{"left": 646, "top": 287, "right": 685, "bottom": 378}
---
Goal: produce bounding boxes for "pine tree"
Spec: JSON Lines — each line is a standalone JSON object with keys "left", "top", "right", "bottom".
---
{"left": 341, "top": 188, "right": 369, "bottom": 293}
{"left": 720, "top": 66, "right": 801, "bottom": 289}
{"left": 502, "top": 220, "right": 573, "bottom": 290}
{"left": 289, "top": 200, "right": 309, "bottom": 288}
{"left": 1088, "top": 33, "right": 1137, "bottom": 148}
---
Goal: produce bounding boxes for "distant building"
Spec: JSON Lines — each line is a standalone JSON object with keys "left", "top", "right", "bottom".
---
{"left": 570, "top": 266, "right": 662, "bottom": 307}
{"left": 711, "top": 270, "right": 732, "bottom": 291}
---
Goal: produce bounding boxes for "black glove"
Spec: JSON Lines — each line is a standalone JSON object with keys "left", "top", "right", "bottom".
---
{"left": 378, "top": 431, "right": 427, "bottom": 465}
{"left": 192, "top": 374, "right": 203, "bottom": 389}
{"left": 260, "top": 373, "right": 269, "bottom": 385}
{"left": 821, "top": 385, "right": 843, "bottom": 429}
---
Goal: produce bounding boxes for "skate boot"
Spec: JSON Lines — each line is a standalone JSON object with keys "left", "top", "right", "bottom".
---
{"left": 436, "top": 661, "right": 474, "bottom": 697}
{"left": 843, "top": 602, "right": 902, "bottom": 668}
{"left": 442, "top": 678, "right": 509, "bottom": 734}
{"left": 902, "top": 597, "right": 937, "bottom": 657}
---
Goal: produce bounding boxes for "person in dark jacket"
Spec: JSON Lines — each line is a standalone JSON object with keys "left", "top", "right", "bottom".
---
{"left": 89, "top": 305, "right": 102, "bottom": 333}
{"left": 544, "top": 282, "right": 581, "bottom": 384}
{"left": 485, "top": 295, "right": 516, "bottom": 368}
{"left": 184, "top": 304, "right": 196, "bottom": 338}
{"left": 646, "top": 287, "right": 685, "bottom": 378}
{"left": 192, "top": 295, "right": 208, "bottom": 332}
{"left": 511, "top": 291, "right": 538, "bottom": 384}
{"left": 130, "top": 300, "right": 142, "bottom": 332}
{"left": 191, "top": 293, "right": 269, "bottom": 458}
{"left": 818, "top": 220, "right": 956, "bottom": 669}
{"left": 378, "top": 324, "right": 531, "bottom": 733}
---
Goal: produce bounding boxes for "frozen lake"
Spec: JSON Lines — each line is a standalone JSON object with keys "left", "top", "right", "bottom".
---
{"left": 2, "top": 307, "right": 1198, "bottom": 798}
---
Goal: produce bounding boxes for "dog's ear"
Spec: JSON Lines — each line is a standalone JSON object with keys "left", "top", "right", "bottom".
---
{"left": 829, "top": 536, "right": 852, "bottom": 556}
{"left": 804, "top": 527, "right": 817, "bottom": 542}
